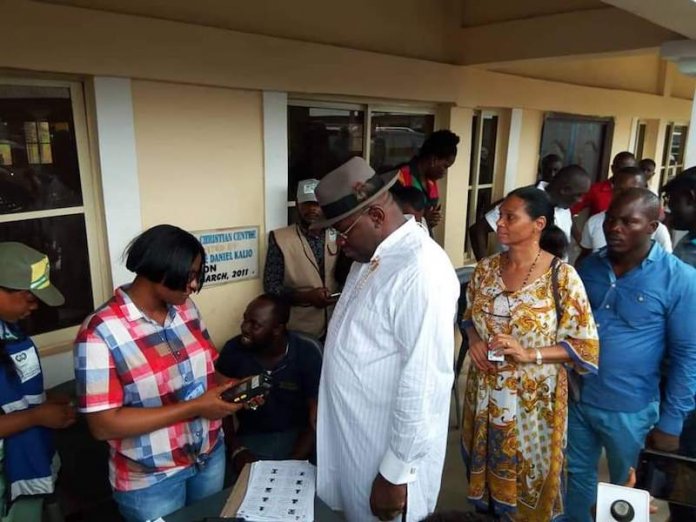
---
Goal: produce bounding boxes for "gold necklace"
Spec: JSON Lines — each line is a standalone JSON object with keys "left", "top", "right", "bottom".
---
{"left": 502, "top": 249, "right": 541, "bottom": 292}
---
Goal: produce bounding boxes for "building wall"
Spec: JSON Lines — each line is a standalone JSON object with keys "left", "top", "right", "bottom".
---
{"left": 2, "top": 0, "right": 693, "bottom": 383}
{"left": 40, "top": 0, "right": 460, "bottom": 64}
{"left": 516, "top": 110, "right": 545, "bottom": 187}
{"left": 484, "top": 52, "right": 665, "bottom": 95}
{"left": 672, "top": 71, "right": 696, "bottom": 101}
{"left": 131, "top": 80, "right": 266, "bottom": 348}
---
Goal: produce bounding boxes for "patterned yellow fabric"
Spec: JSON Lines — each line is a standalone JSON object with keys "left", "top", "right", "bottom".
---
{"left": 461, "top": 254, "right": 599, "bottom": 521}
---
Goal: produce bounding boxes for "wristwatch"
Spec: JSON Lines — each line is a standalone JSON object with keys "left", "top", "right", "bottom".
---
{"left": 535, "top": 348, "right": 543, "bottom": 365}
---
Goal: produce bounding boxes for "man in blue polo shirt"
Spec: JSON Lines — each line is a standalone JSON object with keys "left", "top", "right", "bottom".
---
{"left": 568, "top": 188, "right": 696, "bottom": 522}
{"left": 216, "top": 294, "right": 322, "bottom": 480}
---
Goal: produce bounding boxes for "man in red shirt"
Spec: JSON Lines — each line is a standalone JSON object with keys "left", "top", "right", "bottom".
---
{"left": 571, "top": 151, "right": 637, "bottom": 217}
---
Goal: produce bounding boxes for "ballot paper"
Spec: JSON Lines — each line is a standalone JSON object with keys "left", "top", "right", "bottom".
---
{"left": 236, "top": 460, "right": 316, "bottom": 522}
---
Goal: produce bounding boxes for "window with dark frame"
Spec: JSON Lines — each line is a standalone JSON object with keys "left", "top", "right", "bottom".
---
{"left": 464, "top": 112, "right": 499, "bottom": 260}
{"left": 0, "top": 83, "right": 95, "bottom": 336}
{"left": 659, "top": 123, "right": 689, "bottom": 191}
{"left": 286, "top": 102, "right": 435, "bottom": 225}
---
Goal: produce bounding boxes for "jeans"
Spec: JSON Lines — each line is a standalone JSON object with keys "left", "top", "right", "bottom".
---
{"left": 669, "top": 410, "right": 696, "bottom": 521}
{"left": 113, "top": 441, "right": 225, "bottom": 522}
{"left": 566, "top": 400, "right": 659, "bottom": 522}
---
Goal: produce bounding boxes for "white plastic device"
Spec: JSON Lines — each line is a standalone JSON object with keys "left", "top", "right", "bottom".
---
{"left": 595, "top": 482, "right": 650, "bottom": 522}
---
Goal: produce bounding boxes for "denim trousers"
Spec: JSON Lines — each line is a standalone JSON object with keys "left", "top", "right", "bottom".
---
{"left": 113, "top": 441, "right": 225, "bottom": 522}
{"left": 565, "top": 400, "right": 659, "bottom": 522}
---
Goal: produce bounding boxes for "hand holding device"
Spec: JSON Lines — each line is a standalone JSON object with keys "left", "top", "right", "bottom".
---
{"left": 220, "top": 374, "right": 272, "bottom": 405}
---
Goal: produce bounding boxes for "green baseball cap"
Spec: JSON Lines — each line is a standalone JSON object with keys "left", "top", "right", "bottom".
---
{"left": 0, "top": 242, "right": 65, "bottom": 306}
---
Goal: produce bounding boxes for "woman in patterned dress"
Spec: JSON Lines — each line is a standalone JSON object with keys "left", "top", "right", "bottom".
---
{"left": 461, "top": 186, "right": 599, "bottom": 521}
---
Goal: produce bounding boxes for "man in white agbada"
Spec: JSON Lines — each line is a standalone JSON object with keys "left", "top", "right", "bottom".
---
{"left": 312, "top": 157, "right": 459, "bottom": 522}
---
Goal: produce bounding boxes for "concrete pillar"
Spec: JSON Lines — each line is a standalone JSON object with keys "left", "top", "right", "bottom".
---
{"left": 92, "top": 77, "right": 142, "bottom": 289}
{"left": 684, "top": 86, "right": 696, "bottom": 169}
{"left": 436, "top": 106, "right": 474, "bottom": 267}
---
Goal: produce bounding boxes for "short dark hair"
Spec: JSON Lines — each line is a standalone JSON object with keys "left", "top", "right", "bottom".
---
{"left": 256, "top": 294, "right": 291, "bottom": 325}
{"left": 611, "top": 187, "right": 660, "bottom": 221}
{"left": 639, "top": 158, "right": 656, "bottom": 169}
{"left": 540, "top": 225, "right": 569, "bottom": 260}
{"left": 662, "top": 166, "right": 696, "bottom": 194}
{"left": 613, "top": 166, "right": 646, "bottom": 185}
{"left": 418, "top": 130, "right": 460, "bottom": 160}
{"left": 552, "top": 164, "right": 590, "bottom": 186}
{"left": 541, "top": 153, "right": 562, "bottom": 168}
{"left": 125, "top": 224, "right": 206, "bottom": 292}
{"left": 612, "top": 151, "right": 636, "bottom": 167}
{"left": 391, "top": 184, "right": 427, "bottom": 212}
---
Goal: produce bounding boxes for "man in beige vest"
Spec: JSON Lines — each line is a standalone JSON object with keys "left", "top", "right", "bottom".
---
{"left": 263, "top": 179, "right": 339, "bottom": 339}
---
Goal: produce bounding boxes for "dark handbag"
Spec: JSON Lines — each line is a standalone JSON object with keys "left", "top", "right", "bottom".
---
{"left": 550, "top": 257, "right": 583, "bottom": 402}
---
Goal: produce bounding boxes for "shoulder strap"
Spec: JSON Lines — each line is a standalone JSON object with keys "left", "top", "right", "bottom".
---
{"left": 551, "top": 257, "right": 563, "bottom": 329}
{"left": 553, "top": 256, "right": 583, "bottom": 402}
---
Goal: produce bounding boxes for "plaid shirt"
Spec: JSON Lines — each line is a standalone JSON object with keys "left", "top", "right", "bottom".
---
{"left": 74, "top": 287, "right": 221, "bottom": 492}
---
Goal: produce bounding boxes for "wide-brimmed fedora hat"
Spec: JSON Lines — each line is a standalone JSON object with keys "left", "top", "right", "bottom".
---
{"left": 313, "top": 157, "right": 399, "bottom": 228}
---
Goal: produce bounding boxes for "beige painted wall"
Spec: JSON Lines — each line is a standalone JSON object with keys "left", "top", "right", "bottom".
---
{"left": 485, "top": 52, "right": 663, "bottom": 95}
{"left": 131, "top": 80, "right": 265, "bottom": 347}
{"left": 672, "top": 72, "right": 696, "bottom": 101}
{"left": 41, "top": 0, "right": 459, "bottom": 63}
{"left": 516, "top": 110, "right": 545, "bottom": 187}
{"left": 454, "top": 7, "right": 682, "bottom": 65}
{"left": 4, "top": 1, "right": 692, "bottom": 114}
{"left": 461, "top": 0, "right": 604, "bottom": 27}
{"left": 3, "top": 0, "right": 691, "bottom": 265}
{"left": 3, "top": 0, "right": 695, "bottom": 357}
{"left": 436, "top": 106, "right": 474, "bottom": 267}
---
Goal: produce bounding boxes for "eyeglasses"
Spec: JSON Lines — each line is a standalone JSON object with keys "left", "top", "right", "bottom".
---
{"left": 482, "top": 290, "right": 512, "bottom": 320}
{"left": 330, "top": 207, "right": 370, "bottom": 242}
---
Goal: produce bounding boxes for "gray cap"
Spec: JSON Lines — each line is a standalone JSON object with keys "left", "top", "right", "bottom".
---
{"left": 0, "top": 242, "right": 65, "bottom": 306}
{"left": 296, "top": 179, "right": 319, "bottom": 204}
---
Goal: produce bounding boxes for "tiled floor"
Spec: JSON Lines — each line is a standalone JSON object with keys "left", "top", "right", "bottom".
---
{"left": 444, "top": 339, "right": 669, "bottom": 520}
{"left": 437, "top": 411, "right": 669, "bottom": 520}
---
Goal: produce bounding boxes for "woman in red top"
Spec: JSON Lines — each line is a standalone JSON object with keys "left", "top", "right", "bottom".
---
{"left": 396, "top": 130, "right": 460, "bottom": 230}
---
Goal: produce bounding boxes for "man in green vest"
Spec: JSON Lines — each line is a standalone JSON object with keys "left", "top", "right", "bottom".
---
{"left": 263, "top": 179, "right": 339, "bottom": 339}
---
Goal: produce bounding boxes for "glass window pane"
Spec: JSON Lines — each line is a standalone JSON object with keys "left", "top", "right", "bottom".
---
{"left": 540, "top": 117, "right": 607, "bottom": 183}
{"left": 0, "top": 214, "right": 94, "bottom": 335}
{"left": 0, "top": 85, "right": 83, "bottom": 214}
{"left": 287, "top": 105, "right": 364, "bottom": 201}
{"left": 475, "top": 188, "right": 493, "bottom": 224}
{"left": 465, "top": 187, "right": 494, "bottom": 258}
{"left": 469, "top": 115, "right": 479, "bottom": 185}
{"left": 478, "top": 116, "right": 498, "bottom": 185}
{"left": 369, "top": 112, "right": 434, "bottom": 172}
{"left": 662, "top": 124, "right": 674, "bottom": 169}
{"left": 464, "top": 188, "right": 476, "bottom": 253}
{"left": 671, "top": 125, "right": 688, "bottom": 166}
{"left": 635, "top": 123, "right": 647, "bottom": 159}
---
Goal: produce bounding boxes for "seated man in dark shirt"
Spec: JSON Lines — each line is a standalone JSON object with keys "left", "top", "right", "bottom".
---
{"left": 216, "top": 294, "right": 322, "bottom": 478}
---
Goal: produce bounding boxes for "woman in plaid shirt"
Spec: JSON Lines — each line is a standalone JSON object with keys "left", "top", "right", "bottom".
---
{"left": 74, "top": 225, "right": 243, "bottom": 522}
